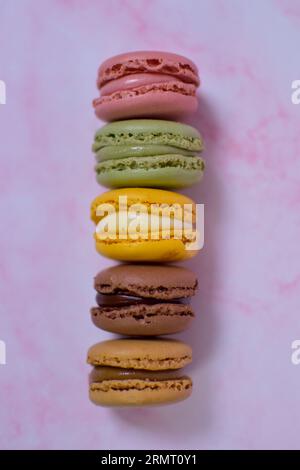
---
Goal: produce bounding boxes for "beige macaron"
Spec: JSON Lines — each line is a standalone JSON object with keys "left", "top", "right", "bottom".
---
{"left": 87, "top": 339, "right": 192, "bottom": 406}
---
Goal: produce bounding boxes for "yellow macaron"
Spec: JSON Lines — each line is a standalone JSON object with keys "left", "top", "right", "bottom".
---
{"left": 90, "top": 188, "right": 200, "bottom": 262}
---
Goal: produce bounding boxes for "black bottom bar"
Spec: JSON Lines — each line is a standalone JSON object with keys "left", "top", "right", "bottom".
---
{"left": 0, "top": 450, "right": 300, "bottom": 464}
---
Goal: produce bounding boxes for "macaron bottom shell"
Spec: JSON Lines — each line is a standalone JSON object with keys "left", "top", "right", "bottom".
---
{"left": 94, "top": 91, "right": 198, "bottom": 122}
{"left": 91, "top": 303, "right": 194, "bottom": 336}
{"left": 89, "top": 378, "right": 192, "bottom": 406}
{"left": 95, "top": 155, "right": 205, "bottom": 189}
{"left": 95, "top": 238, "right": 198, "bottom": 262}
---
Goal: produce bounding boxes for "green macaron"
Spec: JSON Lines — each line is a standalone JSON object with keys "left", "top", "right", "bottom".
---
{"left": 93, "top": 119, "right": 205, "bottom": 189}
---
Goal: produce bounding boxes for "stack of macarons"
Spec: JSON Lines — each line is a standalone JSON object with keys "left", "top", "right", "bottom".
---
{"left": 88, "top": 51, "right": 204, "bottom": 407}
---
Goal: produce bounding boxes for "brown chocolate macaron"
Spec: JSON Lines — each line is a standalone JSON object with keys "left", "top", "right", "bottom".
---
{"left": 91, "top": 264, "right": 198, "bottom": 336}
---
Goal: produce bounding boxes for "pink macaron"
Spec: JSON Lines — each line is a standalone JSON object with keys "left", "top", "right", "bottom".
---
{"left": 93, "top": 51, "right": 200, "bottom": 122}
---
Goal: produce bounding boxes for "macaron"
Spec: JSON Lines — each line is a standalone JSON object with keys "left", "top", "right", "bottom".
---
{"left": 90, "top": 188, "right": 200, "bottom": 262}
{"left": 93, "top": 119, "right": 205, "bottom": 189}
{"left": 91, "top": 264, "right": 198, "bottom": 336}
{"left": 87, "top": 339, "right": 192, "bottom": 406}
{"left": 93, "top": 51, "right": 200, "bottom": 121}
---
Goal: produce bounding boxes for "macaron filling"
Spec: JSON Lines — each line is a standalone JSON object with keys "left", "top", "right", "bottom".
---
{"left": 95, "top": 81, "right": 196, "bottom": 106}
{"left": 96, "top": 293, "right": 190, "bottom": 307}
{"left": 95, "top": 211, "right": 196, "bottom": 244}
{"left": 100, "top": 73, "right": 191, "bottom": 96}
{"left": 90, "top": 366, "right": 189, "bottom": 383}
{"left": 95, "top": 144, "right": 197, "bottom": 162}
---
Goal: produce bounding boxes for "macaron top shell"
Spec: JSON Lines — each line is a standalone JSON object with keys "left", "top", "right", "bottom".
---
{"left": 94, "top": 264, "right": 198, "bottom": 299}
{"left": 87, "top": 339, "right": 192, "bottom": 370}
{"left": 90, "top": 187, "right": 196, "bottom": 224}
{"left": 97, "top": 51, "right": 199, "bottom": 88}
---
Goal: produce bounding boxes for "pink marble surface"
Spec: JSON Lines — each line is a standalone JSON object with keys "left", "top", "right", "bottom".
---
{"left": 0, "top": 0, "right": 300, "bottom": 450}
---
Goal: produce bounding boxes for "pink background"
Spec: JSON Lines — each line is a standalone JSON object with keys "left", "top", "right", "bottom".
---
{"left": 0, "top": 0, "right": 300, "bottom": 450}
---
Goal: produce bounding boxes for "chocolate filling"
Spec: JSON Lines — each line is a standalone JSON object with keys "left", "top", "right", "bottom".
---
{"left": 90, "top": 366, "right": 189, "bottom": 384}
{"left": 96, "top": 293, "right": 189, "bottom": 308}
